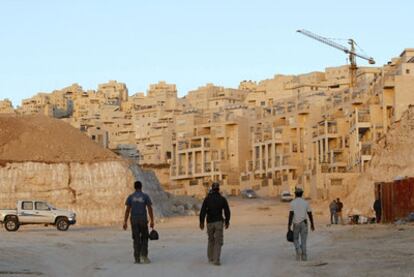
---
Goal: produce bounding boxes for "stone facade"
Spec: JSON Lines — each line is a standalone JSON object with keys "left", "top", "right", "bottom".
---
{"left": 4, "top": 48, "right": 414, "bottom": 199}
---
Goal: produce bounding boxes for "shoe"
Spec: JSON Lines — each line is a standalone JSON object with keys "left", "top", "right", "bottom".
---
{"left": 301, "top": 255, "right": 307, "bottom": 261}
{"left": 134, "top": 258, "right": 140, "bottom": 264}
{"left": 141, "top": 257, "right": 151, "bottom": 264}
{"left": 213, "top": 261, "right": 221, "bottom": 266}
{"left": 208, "top": 260, "right": 214, "bottom": 264}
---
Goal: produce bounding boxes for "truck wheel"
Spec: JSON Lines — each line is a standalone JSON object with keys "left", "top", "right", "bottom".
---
{"left": 56, "top": 217, "right": 69, "bottom": 231}
{"left": 4, "top": 217, "right": 20, "bottom": 232}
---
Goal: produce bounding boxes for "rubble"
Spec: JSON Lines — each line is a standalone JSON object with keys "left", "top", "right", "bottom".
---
{"left": 344, "top": 107, "right": 414, "bottom": 216}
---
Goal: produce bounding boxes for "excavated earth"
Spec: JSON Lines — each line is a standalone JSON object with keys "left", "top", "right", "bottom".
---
{"left": 0, "top": 115, "right": 199, "bottom": 225}
{"left": 344, "top": 106, "right": 414, "bottom": 216}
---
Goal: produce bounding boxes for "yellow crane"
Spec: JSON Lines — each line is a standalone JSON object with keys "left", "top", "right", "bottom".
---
{"left": 297, "top": 29, "right": 375, "bottom": 88}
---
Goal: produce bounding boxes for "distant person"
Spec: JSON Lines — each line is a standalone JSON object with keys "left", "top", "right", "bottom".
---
{"left": 373, "top": 197, "right": 382, "bottom": 223}
{"left": 336, "top": 198, "right": 344, "bottom": 225}
{"left": 329, "top": 200, "right": 337, "bottom": 224}
{"left": 199, "top": 182, "right": 231, "bottom": 266}
{"left": 123, "top": 180, "right": 155, "bottom": 264}
{"left": 288, "top": 187, "right": 315, "bottom": 261}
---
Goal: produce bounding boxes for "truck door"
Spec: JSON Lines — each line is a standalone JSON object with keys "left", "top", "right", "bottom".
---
{"left": 34, "top": 202, "right": 54, "bottom": 223}
{"left": 19, "top": 201, "right": 37, "bottom": 223}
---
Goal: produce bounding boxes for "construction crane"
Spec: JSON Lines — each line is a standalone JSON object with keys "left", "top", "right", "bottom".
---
{"left": 297, "top": 29, "right": 375, "bottom": 89}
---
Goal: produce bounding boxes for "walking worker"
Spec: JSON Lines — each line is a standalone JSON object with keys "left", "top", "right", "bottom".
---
{"left": 288, "top": 187, "right": 315, "bottom": 261}
{"left": 336, "top": 198, "right": 344, "bottom": 224}
{"left": 329, "top": 199, "right": 337, "bottom": 224}
{"left": 123, "top": 180, "right": 155, "bottom": 264}
{"left": 199, "top": 182, "right": 231, "bottom": 266}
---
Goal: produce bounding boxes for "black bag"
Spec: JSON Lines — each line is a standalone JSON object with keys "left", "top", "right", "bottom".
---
{"left": 286, "top": 230, "right": 294, "bottom": 242}
{"left": 149, "top": 229, "right": 159, "bottom": 241}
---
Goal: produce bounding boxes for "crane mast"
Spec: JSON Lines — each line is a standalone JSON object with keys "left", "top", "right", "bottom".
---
{"left": 297, "top": 29, "right": 375, "bottom": 89}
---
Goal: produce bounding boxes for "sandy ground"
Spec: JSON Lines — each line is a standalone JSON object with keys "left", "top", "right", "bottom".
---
{"left": 1, "top": 198, "right": 413, "bottom": 277}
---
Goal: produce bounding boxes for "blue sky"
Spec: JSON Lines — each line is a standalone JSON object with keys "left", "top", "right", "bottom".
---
{"left": 0, "top": 0, "right": 412, "bottom": 106}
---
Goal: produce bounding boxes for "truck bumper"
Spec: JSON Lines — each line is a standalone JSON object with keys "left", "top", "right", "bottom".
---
{"left": 68, "top": 220, "right": 76, "bottom": 225}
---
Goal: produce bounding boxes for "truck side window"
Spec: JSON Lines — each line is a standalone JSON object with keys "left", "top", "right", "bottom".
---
{"left": 22, "top": 201, "right": 33, "bottom": 210}
{"left": 35, "top": 202, "right": 49, "bottom": 211}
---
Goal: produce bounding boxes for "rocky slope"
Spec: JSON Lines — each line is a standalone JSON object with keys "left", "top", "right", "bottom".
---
{"left": 344, "top": 106, "right": 414, "bottom": 216}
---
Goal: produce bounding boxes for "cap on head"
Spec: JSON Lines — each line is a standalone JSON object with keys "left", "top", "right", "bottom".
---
{"left": 211, "top": 182, "right": 220, "bottom": 191}
{"left": 294, "top": 187, "right": 304, "bottom": 197}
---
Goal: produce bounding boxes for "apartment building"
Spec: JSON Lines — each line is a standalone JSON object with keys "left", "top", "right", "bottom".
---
{"left": 132, "top": 81, "right": 182, "bottom": 165}
{"left": 6, "top": 48, "right": 414, "bottom": 200}
{"left": 0, "top": 99, "right": 15, "bottom": 114}
{"left": 186, "top": 83, "right": 247, "bottom": 111}
{"left": 169, "top": 106, "right": 250, "bottom": 197}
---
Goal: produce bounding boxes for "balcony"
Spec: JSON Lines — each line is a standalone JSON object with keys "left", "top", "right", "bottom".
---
{"left": 383, "top": 75, "right": 395, "bottom": 88}
{"left": 212, "top": 128, "right": 225, "bottom": 138}
{"left": 361, "top": 142, "right": 372, "bottom": 156}
{"left": 247, "top": 160, "right": 253, "bottom": 171}
{"left": 177, "top": 141, "right": 189, "bottom": 150}
{"left": 190, "top": 141, "right": 202, "bottom": 148}
{"left": 204, "top": 162, "right": 212, "bottom": 173}
{"left": 253, "top": 160, "right": 260, "bottom": 171}
{"left": 213, "top": 161, "right": 221, "bottom": 172}
{"left": 358, "top": 113, "right": 370, "bottom": 123}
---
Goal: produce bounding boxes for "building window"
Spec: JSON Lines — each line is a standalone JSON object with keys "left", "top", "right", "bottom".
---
{"left": 331, "top": 178, "right": 343, "bottom": 186}
{"left": 406, "top": 69, "right": 411, "bottom": 74}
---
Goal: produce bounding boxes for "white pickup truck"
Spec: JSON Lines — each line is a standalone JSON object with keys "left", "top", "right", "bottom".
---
{"left": 0, "top": 200, "right": 76, "bottom": 232}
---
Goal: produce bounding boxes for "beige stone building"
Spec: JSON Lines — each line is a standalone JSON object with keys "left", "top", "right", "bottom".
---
{"left": 7, "top": 48, "right": 414, "bottom": 200}
{"left": 0, "top": 99, "right": 15, "bottom": 114}
{"left": 132, "top": 81, "right": 182, "bottom": 166}
{"left": 169, "top": 106, "right": 250, "bottom": 197}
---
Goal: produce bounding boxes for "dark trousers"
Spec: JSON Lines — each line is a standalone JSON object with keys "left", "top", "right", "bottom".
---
{"left": 131, "top": 217, "right": 149, "bottom": 260}
{"left": 375, "top": 211, "right": 381, "bottom": 223}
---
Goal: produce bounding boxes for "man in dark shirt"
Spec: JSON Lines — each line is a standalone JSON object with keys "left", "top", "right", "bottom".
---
{"left": 199, "top": 182, "right": 231, "bottom": 266}
{"left": 336, "top": 198, "right": 344, "bottom": 225}
{"left": 123, "top": 181, "right": 154, "bottom": 264}
{"left": 373, "top": 197, "right": 382, "bottom": 223}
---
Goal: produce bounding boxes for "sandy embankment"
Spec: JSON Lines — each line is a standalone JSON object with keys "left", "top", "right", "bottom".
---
{"left": 1, "top": 198, "right": 413, "bottom": 277}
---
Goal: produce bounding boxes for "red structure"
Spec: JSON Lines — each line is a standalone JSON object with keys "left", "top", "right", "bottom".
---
{"left": 375, "top": 178, "right": 414, "bottom": 223}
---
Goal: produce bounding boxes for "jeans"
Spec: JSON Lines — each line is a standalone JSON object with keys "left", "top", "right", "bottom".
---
{"left": 330, "top": 211, "right": 338, "bottom": 224}
{"left": 131, "top": 217, "right": 149, "bottom": 260}
{"left": 207, "top": 221, "right": 224, "bottom": 263}
{"left": 293, "top": 221, "right": 308, "bottom": 260}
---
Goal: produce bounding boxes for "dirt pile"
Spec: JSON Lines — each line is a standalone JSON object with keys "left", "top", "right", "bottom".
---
{"left": 0, "top": 114, "right": 199, "bottom": 223}
{"left": 344, "top": 106, "right": 414, "bottom": 216}
{"left": 0, "top": 114, "right": 118, "bottom": 163}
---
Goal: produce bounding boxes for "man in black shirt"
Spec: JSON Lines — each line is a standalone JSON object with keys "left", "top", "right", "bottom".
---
{"left": 336, "top": 198, "right": 344, "bottom": 225}
{"left": 199, "top": 182, "right": 231, "bottom": 266}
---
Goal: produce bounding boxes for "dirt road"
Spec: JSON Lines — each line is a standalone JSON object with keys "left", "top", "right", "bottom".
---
{"left": 1, "top": 198, "right": 413, "bottom": 277}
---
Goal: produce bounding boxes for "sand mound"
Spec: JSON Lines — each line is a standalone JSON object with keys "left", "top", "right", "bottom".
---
{"left": 0, "top": 114, "right": 119, "bottom": 163}
{"left": 344, "top": 106, "right": 414, "bottom": 216}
